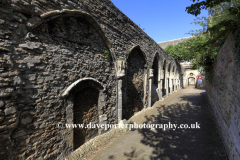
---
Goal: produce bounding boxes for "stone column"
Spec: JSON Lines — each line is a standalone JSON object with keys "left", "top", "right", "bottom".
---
{"left": 169, "top": 77, "right": 172, "bottom": 94}
{"left": 143, "top": 74, "right": 148, "bottom": 109}
{"left": 178, "top": 79, "right": 180, "bottom": 89}
{"left": 158, "top": 70, "right": 164, "bottom": 100}
{"left": 175, "top": 79, "right": 177, "bottom": 91}
{"left": 168, "top": 71, "right": 171, "bottom": 95}
{"left": 158, "top": 79, "right": 162, "bottom": 100}
{"left": 166, "top": 78, "right": 169, "bottom": 97}
{"left": 116, "top": 60, "right": 125, "bottom": 123}
{"left": 173, "top": 78, "right": 176, "bottom": 92}
{"left": 176, "top": 79, "right": 178, "bottom": 90}
{"left": 148, "top": 69, "right": 153, "bottom": 108}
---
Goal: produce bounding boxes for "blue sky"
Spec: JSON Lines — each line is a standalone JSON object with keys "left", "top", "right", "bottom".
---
{"left": 111, "top": 0, "right": 209, "bottom": 43}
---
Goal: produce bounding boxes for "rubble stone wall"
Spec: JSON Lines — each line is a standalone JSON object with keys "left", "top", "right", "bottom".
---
{"left": 205, "top": 33, "right": 240, "bottom": 160}
{"left": 0, "top": 0, "right": 182, "bottom": 159}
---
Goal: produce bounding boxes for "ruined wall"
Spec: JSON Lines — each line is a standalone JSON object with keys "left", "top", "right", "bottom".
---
{"left": 205, "top": 33, "right": 240, "bottom": 160}
{"left": 0, "top": 0, "right": 182, "bottom": 159}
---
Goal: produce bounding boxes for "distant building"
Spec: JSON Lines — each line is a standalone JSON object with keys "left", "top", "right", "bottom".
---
{"left": 157, "top": 36, "right": 193, "bottom": 49}
{"left": 158, "top": 38, "right": 205, "bottom": 88}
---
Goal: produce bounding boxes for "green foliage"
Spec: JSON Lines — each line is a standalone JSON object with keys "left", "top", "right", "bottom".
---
{"left": 187, "top": 16, "right": 208, "bottom": 35}
{"left": 165, "top": 34, "right": 218, "bottom": 75}
{"left": 186, "top": 0, "right": 231, "bottom": 16}
{"left": 207, "top": 1, "right": 240, "bottom": 66}
{"left": 103, "top": 49, "right": 110, "bottom": 59}
{"left": 81, "top": 0, "right": 87, "bottom": 5}
{"left": 233, "top": 10, "right": 240, "bottom": 65}
{"left": 165, "top": 0, "right": 240, "bottom": 81}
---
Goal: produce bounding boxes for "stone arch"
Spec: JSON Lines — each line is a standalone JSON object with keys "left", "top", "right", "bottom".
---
{"left": 188, "top": 77, "right": 196, "bottom": 85}
{"left": 127, "top": 45, "right": 147, "bottom": 64}
{"left": 62, "top": 78, "right": 104, "bottom": 96}
{"left": 151, "top": 52, "right": 160, "bottom": 103}
{"left": 26, "top": 9, "right": 115, "bottom": 60}
{"left": 123, "top": 46, "right": 146, "bottom": 119}
{"left": 167, "top": 62, "right": 172, "bottom": 94}
{"left": 167, "top": 63, "right": 171, "bottom": 73}
{"left": 172, "top": 64, "right": 176, "bottom": 92}
{"left": 172, "top": 65, "right": 175, "bottom": 73}
{"left": 62, "top": 78, "right": 106, "bottom": 150}
{"left": 162, "top": 60, "right": 167, "bottom": 97}
{"left": 152, "top": 52, "right": 159, "bottom": 87}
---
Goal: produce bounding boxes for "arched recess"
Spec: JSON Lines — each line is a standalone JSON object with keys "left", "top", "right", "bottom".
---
{"left": 172, "top": 65, "right": 175, "bottom": 92}
{"left": 152, "top": 53, "right": 159, "bottom": 87}
{"left": 123, "top": 46, "right": 146, "bottom": 120}
{"left": 151, "top": 52, "right": 160, "bottom": 103}
{"left": 162, "top": 60, "right": 166, "bottom": 97}
{"left": 167, "top": 63, "right": 171, "bottom": 95}
{"left": 173, "top": 66, "right": 178, "bottom": 90}
{"left": 127, "top": 45, "right": 147, "bottom": 63}
{"left": 188, "top": 77, "right": 196, "bottom": 85}
{"left": 62, "top": 78, "right": 106, "bottom": 150}
{"left": 27, "top": 9, "right": 115, "bottom": 61}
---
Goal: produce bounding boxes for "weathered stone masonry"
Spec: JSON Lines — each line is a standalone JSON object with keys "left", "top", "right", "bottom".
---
{"left": 0, "top": 0, "right": 182, "bottom": 159}
{"left": 205, "top": 33, "right": 240, "bottom": 160}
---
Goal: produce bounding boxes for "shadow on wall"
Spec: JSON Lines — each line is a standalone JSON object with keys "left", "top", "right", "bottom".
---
{"left": 73, "top": 87, "right": 99, "bottom": 149}
{"left": 123, "top": 48, "right": 145, "bottom": 120}
{"left": 107, "top": 93, "right": 227, "bottom": 160}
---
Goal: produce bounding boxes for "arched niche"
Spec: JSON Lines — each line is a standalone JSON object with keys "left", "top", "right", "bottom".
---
{"left": 151, "top": 52, "right": 160, "bottom": 103}
{"left": 123, "top": 46, "right": 146, "bottom": 119}
{"left": 167, "top": 63, "right": 171, "bottom": 94}
{"left": 152, "top": 53, "right": 159, "bottom": 87}
{"left": 62, "top": 78, "right": 106, "bottom": 150}
{"left": 188, "top": 77, "right": 196, "bottom": 86}
{"left": 162, "top": 60, "right": 166, "bottom": 97}
{"left": 172, "top": 65, "right": 175, "bottom": 92}
{"left": 26, "top": 9, "right": 115, "bottom": 61}
{"left": 127, "top": 45, "right": 147, "bottom": 64}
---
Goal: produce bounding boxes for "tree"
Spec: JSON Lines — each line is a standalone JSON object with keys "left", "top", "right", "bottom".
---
{"left": 165, "top": 0, "right": 240, "bottom": 81}
{"left": 185, "top": 0, "right": 231, "bottom": 16}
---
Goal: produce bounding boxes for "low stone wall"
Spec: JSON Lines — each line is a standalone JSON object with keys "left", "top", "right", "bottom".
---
{"left": 205, "top": 33, "right": 240, "bottom": 160}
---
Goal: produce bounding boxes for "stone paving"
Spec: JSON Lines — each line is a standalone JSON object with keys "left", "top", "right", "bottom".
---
{"left": 88, "top": 85, "right": 228, "bottom": 160}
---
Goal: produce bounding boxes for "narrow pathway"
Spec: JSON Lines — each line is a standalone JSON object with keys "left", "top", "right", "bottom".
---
{"left": 89, "top": 86, "right": 228, "bottom": 160}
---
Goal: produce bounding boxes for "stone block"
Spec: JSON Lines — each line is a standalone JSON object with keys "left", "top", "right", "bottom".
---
{"left": 99, "top": 114, "right": 107, "bottom": 123}
{"left": 20, "top": 42, "right": 42, "bottom": 50}
{"left": 23, "top": 56, "right": 41, "bottom": 63}
{"left": 0, "top": 116, "right": 4, "bottom": 122}
{"left": 0, "top": 101, "right": 4, "bottom": 108}
{"left": 21, "top": 117, "right": 32, "bottom": 124}
{"left": 13, "top": 76, "right": 22, "bottom": 85}
{"left": 27, "top": 17, "right": 42, "bottom": 28}
{"left": 0, "top": 88, "right": 14, "bottom": 97}
{"left": 4, "top": 107, "right": 16, "bottom": 115}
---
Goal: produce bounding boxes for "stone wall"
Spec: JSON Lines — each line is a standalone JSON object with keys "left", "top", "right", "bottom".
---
{"left": 205, "top": 33, "right": 240, "bottom": 160}
{"left": 0, "top": 0, "right": 183, "bottom": 159}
